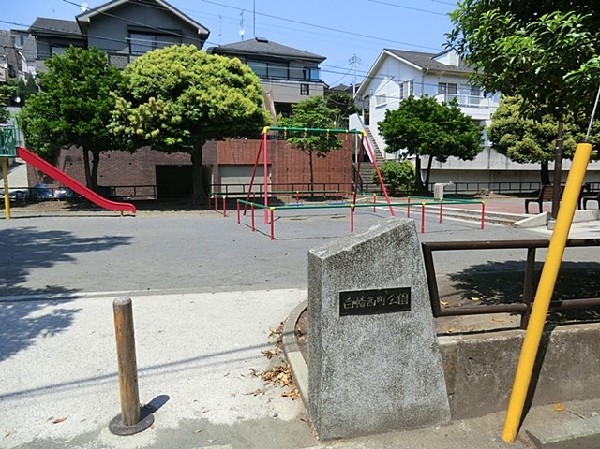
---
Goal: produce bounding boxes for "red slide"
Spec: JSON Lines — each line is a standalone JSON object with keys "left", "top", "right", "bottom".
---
{"left": 17, "top": 146, "right": 136, "bottom": 214}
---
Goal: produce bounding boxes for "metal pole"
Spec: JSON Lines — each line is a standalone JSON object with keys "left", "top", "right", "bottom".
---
{"left": 481, "top": 201, "right": 486, "bottom": 230}
{"left": 421, "top": 202, "right": 426, "bottom": 234}
{"left": 502, "top": 143, "right": 593, "bottom": 442}
{"left": 110, "top": 297, "right": 154, "bottom": 435}
{"left": 407, "top": 196, "right": 411, "bottom": 218}
{"left": 350, "top": 204, "right": 355, "bottom": 233}
{"left": 236, "top": 200, "right": 240, "bottom": 224}
{"left": 270, "top": 208, "right": 275, "bottom": 240}
{"left": 439, "top": 200, "right": 443, "bottom": 224}
{"left": 2, "top": 158, "right": 10, "bottom": 220}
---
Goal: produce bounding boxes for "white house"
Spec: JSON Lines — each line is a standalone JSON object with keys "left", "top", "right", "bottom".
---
{"left": 352, "top": 49, "right": 598, "bottom": 189}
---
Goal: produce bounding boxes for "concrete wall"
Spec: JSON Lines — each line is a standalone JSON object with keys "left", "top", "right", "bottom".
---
{"left": 440, "top": 323, "right": 600, "bottom": 420}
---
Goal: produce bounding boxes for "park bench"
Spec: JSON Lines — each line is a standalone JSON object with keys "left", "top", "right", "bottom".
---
{"left": 524, "top": 184, "right": 561, "bottom": 213}
{"left": 581, "top": 190, "right": 600, "bottom": 210}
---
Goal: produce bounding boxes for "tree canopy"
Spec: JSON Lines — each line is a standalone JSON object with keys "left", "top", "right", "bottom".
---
{"left": 19, "top": 47, "right": 124, "bottom": 189}
{"left": 278, "top": 96, "right": 342, "bottom": 193}
{"left": 324, "top": 90, "right": 358, "bottom": 128}
{"left": 379, "top": 95, "right": 482, "bottom": 193}
{"left": 110, "top": 44, "right": 269, "bottom": 205}
{"left": 488, "top": 96, "right": 580, "bottom": 185}
{"left": 447, "top": 1, "right": 600, "bottom": 214}
{"left": 447, "top": 1, "right": 599, "bottom": 118}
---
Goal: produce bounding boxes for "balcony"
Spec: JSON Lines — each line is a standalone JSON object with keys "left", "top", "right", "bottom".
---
{"left": 435, "top": 94, "right": 498, "bottom": 121}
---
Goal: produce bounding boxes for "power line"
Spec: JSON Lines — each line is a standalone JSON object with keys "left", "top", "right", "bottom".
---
{"left": 366, "top": 0, "right": 448, "bottom": 16}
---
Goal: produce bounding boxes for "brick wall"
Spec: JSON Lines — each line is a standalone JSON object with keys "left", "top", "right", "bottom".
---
{"left": 30, "top": 137, "right": 353, "bottom": 196}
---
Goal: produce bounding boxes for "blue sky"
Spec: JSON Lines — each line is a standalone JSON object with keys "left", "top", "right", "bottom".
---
{"left": 3, "top": 0, "right": 458, "bottom": 86}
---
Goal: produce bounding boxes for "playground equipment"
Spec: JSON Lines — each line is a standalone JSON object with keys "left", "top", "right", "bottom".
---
{"left": 0, "top": 125, "right": 17, "bottom": 219}
{"left": 208, "top": 125, "right": 488, "bottom": 239}
{"left": 1, "top": 144, "right": 136, "bottom": 219}
{"left": 231, "top": 195, "right": 485, "bottom": 240}
{"left": 246, "top": 126, "right": 395, "bottom": 220}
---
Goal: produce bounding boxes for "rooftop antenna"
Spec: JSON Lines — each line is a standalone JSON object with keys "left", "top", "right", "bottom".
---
{"left": 239, "top": 10, "right": 245, "bottom": 40}
{"left": 218, "top": 15, "right": 222, "bottom": 44}
{"left": 349, "top": 54, "right": 361, "bottom": 95}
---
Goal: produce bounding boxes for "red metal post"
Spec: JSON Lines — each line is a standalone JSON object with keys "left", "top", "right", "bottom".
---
{"left": 263, "top": 131, "right": 269, "bottom": 224}
{"left": 439, "top": 200, "right": 443, "bottom": 224}
{"left": 222, "top": 196, "right": 227, "bottom": 217}
{"left": 407, "top": 196, "right": 411, "bottom": 218}
{"left": 373, "top": 194, "right": 376, "bottom": 212}
{"left": 251, "top": 204, "right": 255, "bottom": 232}
{"left": 236, "top": 200, "right": 240, "bottom": 224}
{"left": 270, "top": 208, "right": 275, "bottom": 240}
{"left": 362, "top": 134, "right": 395, "bottom": 217}
{"left": 350, "top": 204, "right": 355, "bottom": 233}
{"left": 296, "top": 191, "right": 300, "bottom": 204}
{"left": 481, "top": 201, "right": 486, "bottom": 230}
{"left": 421, "top": 202, "right": 426, "bottom": 234}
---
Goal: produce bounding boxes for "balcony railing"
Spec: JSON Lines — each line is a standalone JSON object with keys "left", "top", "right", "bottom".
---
{"left": 435, "top": 93, "right": 497, "bottom": 110}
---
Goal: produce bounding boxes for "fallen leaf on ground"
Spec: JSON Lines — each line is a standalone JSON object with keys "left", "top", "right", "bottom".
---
{"left": 554, "top": 403, "right": 565, "bottom": 412}
{"left": 244, "top": 388, "right": 264, "bottom": 397}
{"left": 51, "top": 417, "right": 67, "bottom": 424}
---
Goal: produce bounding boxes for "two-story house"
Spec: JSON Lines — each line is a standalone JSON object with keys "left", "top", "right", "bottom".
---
{"left": 352, "top": 49, "right": 600, "bottom": 190}
{"left": 30, "top": 0, "right": 209, "bottom": 70}
{"left": 207, "top": 37, "right": 326, "bottom": 119}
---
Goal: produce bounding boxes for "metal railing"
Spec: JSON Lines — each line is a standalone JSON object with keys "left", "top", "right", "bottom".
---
{"left": 422, "top": 239, "right": 600, "bottom": 330}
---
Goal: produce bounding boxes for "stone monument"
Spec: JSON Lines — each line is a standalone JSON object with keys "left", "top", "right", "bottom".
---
{"left": 307, "top": 217, "right": 450, "bottom": 440}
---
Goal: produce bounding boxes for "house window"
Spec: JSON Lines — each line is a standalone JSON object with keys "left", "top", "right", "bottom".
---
{"left": 438, "top": 82, "right": 457, "bottom": 102}
{"left": 376, "top": 94, "right": 386, "bottom": 107}
{"left": 51, "top": 46, "right": 67, "bottom": 56}
{"left": 13, "top": 35, "right": 25, "bottom": 49}
{"left": 303, "top": 67, "right": 320, "bottom": 81}
{"left": 128, "top": 32, "right": 179, "bottom": 56}
{"left": 247, "top": 60, "right": 289, "bottom": 80}
{"left": 300, "top": 83, "right": 309, "bottom": 95}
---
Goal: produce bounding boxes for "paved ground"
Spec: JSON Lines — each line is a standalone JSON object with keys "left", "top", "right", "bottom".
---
{"left": 1, "top": 194, "right": 600, "bottom": 448}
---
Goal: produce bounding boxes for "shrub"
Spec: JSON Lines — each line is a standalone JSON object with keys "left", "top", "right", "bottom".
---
{"left": 373, "top": 160, "right": 415, "bottom": 196}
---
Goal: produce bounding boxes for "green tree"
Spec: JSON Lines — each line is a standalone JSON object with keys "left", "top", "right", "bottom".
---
{"left": 373, "top": 160, "right": 415, "bottom": 196}
{"left": 278, "top": 96, "right": 342, "bottom": 194}
{"left": 19, "top": 47, "right": 124, "bottom": 190}
{"left": 110, "top": 44, "right": 269, "bottom": 205}
{"left": 379, "top": 96, "right": 482, "bottom": 194}
{"left": 325, "top": 90, "right": 358, "bottom": 128}
{"left": 0, "top": 106, "right": 8, "bottom": 124}
{"left": 489, "top": 96, "right": 579, "bottom": 185}
{"left": 447, "top": 1, "right": 600, "bottom": 214}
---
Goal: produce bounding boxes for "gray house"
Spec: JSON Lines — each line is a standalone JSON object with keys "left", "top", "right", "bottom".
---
{"left": 208, "top": 37, "right": 326, "bottom": 119}
{"left": 30, "top": 0, "right": 209, "bottom": 70}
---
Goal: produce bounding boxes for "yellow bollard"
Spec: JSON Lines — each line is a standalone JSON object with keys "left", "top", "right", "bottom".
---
{"left": 502, "top": 142, "right": 593, "bottom": 442}
{"left": 2, "top": 158, "right": 10, "bottom": 220}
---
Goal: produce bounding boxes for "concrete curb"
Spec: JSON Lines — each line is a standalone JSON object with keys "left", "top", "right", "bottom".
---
{"left": 282, "top": 299, "right": 309, "bottom": 412}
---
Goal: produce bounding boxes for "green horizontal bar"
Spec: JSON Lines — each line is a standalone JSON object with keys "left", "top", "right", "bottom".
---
{"left": 266, "top": 126, "right": 362, "bottom": 135}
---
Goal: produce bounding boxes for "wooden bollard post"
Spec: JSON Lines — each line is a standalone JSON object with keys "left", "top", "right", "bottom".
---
{"left": 109, "top": 297, "right": 154, "bottom": 435}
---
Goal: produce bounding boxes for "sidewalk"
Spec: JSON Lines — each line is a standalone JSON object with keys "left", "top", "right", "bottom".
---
{"left": 5, "top": 289, "right": 600, "bottom": 449}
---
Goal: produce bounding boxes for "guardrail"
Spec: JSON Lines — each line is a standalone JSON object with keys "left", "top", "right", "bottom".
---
{"left": 422, "top": 239, "right": 600, "bottom": 330}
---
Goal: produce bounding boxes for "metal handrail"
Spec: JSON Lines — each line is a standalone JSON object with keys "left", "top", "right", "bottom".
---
{"left": 422, "top": 239, "right": 600, "bottom": 329}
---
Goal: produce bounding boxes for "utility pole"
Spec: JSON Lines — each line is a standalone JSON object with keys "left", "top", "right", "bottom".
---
{"left": 349, "top": 54, "right": 361, "bottom": 95}
{"left": 253, "top": 0, "right": 256, "bottom": 36}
